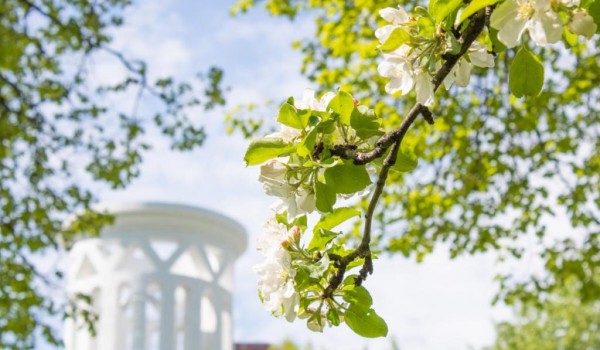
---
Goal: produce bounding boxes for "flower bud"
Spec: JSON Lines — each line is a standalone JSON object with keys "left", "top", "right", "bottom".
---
{"left": 307, "top": 314, "right": 325, "bottom": 332}
{"left": 568, "top": 10, "right": 597, "bottom": 39}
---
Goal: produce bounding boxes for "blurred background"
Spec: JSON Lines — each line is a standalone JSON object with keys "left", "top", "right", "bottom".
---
{"left": 1, "top": 0, "right": 598, "bottom": 349}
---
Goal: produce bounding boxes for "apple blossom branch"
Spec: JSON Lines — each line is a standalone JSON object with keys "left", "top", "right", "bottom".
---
{"left": 323, "top": 8, "right": 491, "bottom": 298}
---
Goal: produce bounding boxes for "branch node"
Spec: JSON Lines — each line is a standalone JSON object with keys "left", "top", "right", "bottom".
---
{"left": 420, "top": 106, "right": 435, "bottom": 125}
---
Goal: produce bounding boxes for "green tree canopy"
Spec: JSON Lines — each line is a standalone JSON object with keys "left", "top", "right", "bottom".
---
{"left": 0, "top": 0, "right": 224, "bottom": 348}
{"left": 485, "top": 282, "right": 600, "bottom": 350}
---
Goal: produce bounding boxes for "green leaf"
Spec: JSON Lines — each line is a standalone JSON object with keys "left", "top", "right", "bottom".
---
{"left": 415, "top": 7, "right": 436, "bottom": 36}
{"left": 350, "top": 107, "right": 383, "bottom": 140}
{"left": 563, "top": 25, "right": 578, "bottom": 47}
{"left": 488, "top": 27, "right": 506, "bottom": 53}
{"left": 429, "top": 0, "right": 463, "bottom": 23}
{"left": 306, "top": 253, "right": 330, "bottom": 278}
{"left": 314, "top": 206, "right": 361, "bottom": 231}
{"left": 343, "top": 286, "right": 373, "bottom": 310}
{"left": 315, "top": 181, "right": 336, "bottom": 212}
{"left": 244, "top": 138, "right": 295, "bottom": 165}
{"left": 298, "top": 127, "right": 318, "bottom": 157}
{"left": 308, "top": 229, "right": 339, "bottom": 252}
{"left": 327, "top": 91, "right": 354, "bottom": 125}
{"left": 380, "top": 27, "right": 411, "bottom": 52}
{"left": 316, "top": 118, "right": 336, "bottom": 133}
{"left": 277, "top": 102, "right": 307, "bottom": 129}
{"left": 294, "top": 267, "right": 313, "bottom": 291}
{"left": 327, "top": 308, "right": 341, "bottom": 326}
{"left": 588, "top": 0, "right": 600, "bottom": 32}
{"left": 458, "top": 0, "right": 500, "bottom": 24}
{"left": 509, "top": 47, "right": 544, "bottom": 98}
{"left": 444, "top": 31, "right": 461, "bottom": 55}
{"left": 275, "top": 211, "right": 288, "bottom": 225}
{"left": 392, "top": 144, "right": 419, "bottom": 172}
{"left": 344, "top": 305, "right": 388, "bottom": 338}
{"left": 292, "top": 215, "right": 307, "bottom": 230}
{"left": 324, "top": 160, "right": 371, "bottom": 194}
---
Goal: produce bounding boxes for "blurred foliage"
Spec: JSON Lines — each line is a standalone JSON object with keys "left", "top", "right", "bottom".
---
{"left": 484, "top": 281, "right": 600, "bottom": 350}
{"left": 0, "top": 0, "right": 225, "bottom": 348}
{"left": 232, "top": 0, "right": 600, "bottom": 307}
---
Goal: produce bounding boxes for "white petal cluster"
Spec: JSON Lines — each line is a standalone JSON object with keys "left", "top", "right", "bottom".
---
{"left": 444, "top": 42, "right": 495, "bottom": 88}
{"left": 376, "top": 7, "right": 436, "bottom": 106}
{"left": 267, "top": 125, "right": 300, "bottom": 143}
{"left": 295, "top": 88, "right": 336, "bottom": 111}
{"left": 374, "top": 7, "right": 410, "bottom": 43}
{"left": 490, "top": 0, "right": 563, "bottom": 47}
{"left": 253, "top": 219, "right": 299, "bottom": 321}
{"left": 259, "top": 160, "right": 316, "bottom": 219}
{"left": 378, "top": 45, "right": 419, "bottom": 96}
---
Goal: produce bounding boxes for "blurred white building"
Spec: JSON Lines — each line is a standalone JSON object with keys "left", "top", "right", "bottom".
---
{"left": 64, "top": 202, "right": 247, "bottom": 350}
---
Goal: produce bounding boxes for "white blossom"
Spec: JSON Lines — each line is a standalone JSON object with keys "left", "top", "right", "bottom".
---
{"left": 254, "top": 218, "right": 299, "bottom": 321}
{"left": 490, "top": 0, "right": 563, "bottom": 48}
{"left": 267, "top": 126, "right": 300, "bottom": 143}
{"left": 568, "top": 10, "right": 597, "bottom": 38}
{"left": 271, "top": 187, "right": 316, "bottom": 220}
{"left": 375, "top": 7, "right": 410, "bottom": 44}
{"left": 259, "top": 160, "right": 292, "bottom": 198}
{"left": 294, "top": 88, "right": 335, "bottom": 112}
{"left": 444, "top": 42, "right": 495, "bottom": 88}
{"left": 259, "top": 160, "right": 316, "bottom": 219}
{"left": 415, "top": 70, "right": 435, "bottom": 107}
{"left": 378, "top": 45, "right": 417, "bottom": 95}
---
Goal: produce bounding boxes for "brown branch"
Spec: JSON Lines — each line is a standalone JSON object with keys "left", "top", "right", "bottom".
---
{"left": 322, "top": 8, "right": 490, "bottom": 298}
{"left": 332, "top": 9, "right": 489, "bottom": 166}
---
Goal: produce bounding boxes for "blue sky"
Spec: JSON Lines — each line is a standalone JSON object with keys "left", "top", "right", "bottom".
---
{"left": 75, "top": 0, "right": 516, "bottom": 349}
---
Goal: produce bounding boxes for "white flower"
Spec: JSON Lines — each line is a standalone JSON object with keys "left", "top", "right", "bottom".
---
{"left": 254, "top": 218, "right": 299, "bottom": 321}
{"left": 296, "top": 187, "right": 316, "bottom": 213}
{"left": 444, "top": 42, "right": 495, "bottom": 88}
{"left": 267, "top": 125, "right": 300, "bottom": 143}
{"left": 378, "top": 45, "right": 416, "bottom": 95}
{"left": 272, "top": 187, "right": 316, "bottom": 220}
{"left": 259, "top": 160, "right": 316, "bottom": 219}
{"left": 380, "top": 6, "right": 410, "bottom": 24}
{"left": 375, "top": 7, "right": 410, "bottom": 44}
{"left": 259, "top": 160, "right": 292, "bottom": 198}
{"left": 467, "top": 42, "right": 496, "bottom": 68}
{"left": 568, "top": 10, "right": 597, "bottom": 38}
{"left": 415, "top": 70, "right": 435, "bottom": 107}
{"left": 294, "top": 88, "right": 335, "bottom": 112}
{"left": 490, "top": 0, "right": 563, "bottom": 48}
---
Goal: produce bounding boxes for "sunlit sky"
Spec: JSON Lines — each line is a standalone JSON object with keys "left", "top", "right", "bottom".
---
{"left": 68, "top": 0, "right": 518, "bottom": 348}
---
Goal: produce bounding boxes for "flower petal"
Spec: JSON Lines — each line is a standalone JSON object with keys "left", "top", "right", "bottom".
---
{"left": 468, "top": 42, "right": 495, "bottom": 68}
{"left": 529, "top": 10, "right": 563, "bottom": 46}
{"left": 455, "top": 59, "right": 472, "bottom": 87}
{"left": 375, "top": 24, "right": 396, "bottom": 43}
{"left": 415, "top": 71, "right": 434, "bottom": 107}
{"left": 379, "top": 7, "right": 409, "bottom": 24}
{"left": 490, "top": 0, "right": 520, "bottom": 29}
{"left": 497, "top": 16, "right": 528, "bottom": 48}
{"left": 443, "top": 67, "right": 456, "bottom": 90}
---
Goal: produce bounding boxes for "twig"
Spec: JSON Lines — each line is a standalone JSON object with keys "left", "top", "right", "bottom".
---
{"left": 332, "top": 9, "right": 489, "bottom": 166}
{"left": 322, "top": 8, "right": 490, "bottom": 298}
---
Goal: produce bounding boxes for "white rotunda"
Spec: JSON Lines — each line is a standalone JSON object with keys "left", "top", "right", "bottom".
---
{"left": 64, "top": 202, "right": 247, "bottom": 350}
